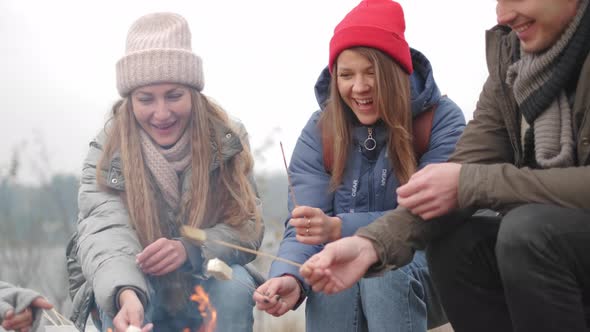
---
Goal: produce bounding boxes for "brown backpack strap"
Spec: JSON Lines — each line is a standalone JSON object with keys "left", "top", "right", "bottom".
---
{"left": 412, "top": 103, "right": 437, "bottom": 159}
{"left": 323, "top": 103, "right": 438, "bottom": 172}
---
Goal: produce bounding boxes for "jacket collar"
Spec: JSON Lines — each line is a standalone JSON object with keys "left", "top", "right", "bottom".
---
{"left": 485, "top": 25, "right": 524, "bottom": 166}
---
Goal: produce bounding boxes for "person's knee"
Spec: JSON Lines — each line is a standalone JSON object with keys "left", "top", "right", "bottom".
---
{"left": 208, "top": 265, "right": 255, "bottom": 310}
{"left": 427, "top": 221, "right": 479, "bottom": 274}
{"left": 496, "top": 204, "right": 554, "bottom": 262}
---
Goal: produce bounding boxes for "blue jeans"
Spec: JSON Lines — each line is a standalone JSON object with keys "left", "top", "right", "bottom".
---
{"left": 305, "top": 251, "right": 445, "bottom": 332}
{"left": 96, "top": 265, "right": 255, "bottom": 332}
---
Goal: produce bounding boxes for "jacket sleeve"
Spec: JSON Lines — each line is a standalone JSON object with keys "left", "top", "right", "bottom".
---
{"left": 418, "top": 97, "right": 467, "bottom": 167}
{"left": 459, "top": 163, "right": 590, "bottom": 210}
{"left": 184, "top": 122, "right": 265, "bottom": 273}
{"left": 269, "top": 112, "right": 328, "bottom": 289}
{"left": 75, "top": 132, "right": 148, "bottom": 318}
{"left": 452, "top": 74, "right": 590, "bottom": 210}
{"left": 0, "top": 281, "right": 44, "bottom": 331}
{"left": 355, "top": 96, "right": 469, "bottom": 274}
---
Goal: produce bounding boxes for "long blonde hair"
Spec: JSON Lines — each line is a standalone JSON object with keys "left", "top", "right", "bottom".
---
{"left": 98, "top": 89, "right": 260, "bottom": 247}
{"left": 320, "top": 47, "right": 416, "bottom": 190}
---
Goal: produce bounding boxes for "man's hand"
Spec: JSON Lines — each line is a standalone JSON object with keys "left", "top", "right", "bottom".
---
{"left": 253, "top": 276, "right": 301, "bottom": 317}
{"left": 300, "top": 236, "right": 378, "bottom": 294}
{"left": 397, "top": 163, "right": 461, "bottom": 220}
{"left": 136, "top": 238, "right": 187, "bottom": 276}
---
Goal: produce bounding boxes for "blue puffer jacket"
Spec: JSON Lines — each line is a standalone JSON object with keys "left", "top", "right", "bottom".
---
{"left": 269, "top": 48, "right": 466, "bottom": 294}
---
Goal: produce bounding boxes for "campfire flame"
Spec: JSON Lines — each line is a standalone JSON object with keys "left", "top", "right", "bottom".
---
{"left": 106, "top": 285, "right": 217, "bottom": 332}
{"left": 191, "top": 285, "right": 217, "bottom": 332}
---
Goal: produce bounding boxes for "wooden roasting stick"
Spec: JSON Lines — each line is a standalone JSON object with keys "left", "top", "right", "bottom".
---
{"left": 280, "top": 141, "right": 298, "bottom": 207}
{"left": 207, "top": 258, "right": 259, "bottom": 293}
{"left": 206, "top": 258, "right": 284, "bottom": 303}
{"left": 181, "top": 226, "right": 302, "bottom": 268}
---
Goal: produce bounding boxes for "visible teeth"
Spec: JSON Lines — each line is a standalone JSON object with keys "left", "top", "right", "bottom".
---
{"left": 356, "top": 99, "right": 372, "bottom": 105}
{"left": 514, "top": 23, "right": 531, "bottom": 33}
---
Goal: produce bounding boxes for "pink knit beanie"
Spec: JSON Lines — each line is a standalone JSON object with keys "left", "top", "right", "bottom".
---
{"left": 116, "top": 12, "right": 204, "bottom": 96}
{"left": 329, "top": 0, "right": 413, "bottom": 74}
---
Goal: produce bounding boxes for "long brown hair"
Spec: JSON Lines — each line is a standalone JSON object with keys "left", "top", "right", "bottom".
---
{"left": 98, "top": 89, "right": 260, "bottom": 248}
{"left": 320, "top": 47, "right": 416, "bottom": 191}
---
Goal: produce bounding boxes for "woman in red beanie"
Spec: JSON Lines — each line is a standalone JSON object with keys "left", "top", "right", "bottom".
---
{"left": 254, "top": 0, "right": 465, "bottom": 331}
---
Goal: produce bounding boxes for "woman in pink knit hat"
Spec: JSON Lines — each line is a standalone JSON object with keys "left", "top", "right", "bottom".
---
{"left": 254, "top": 0, "right": 465, "bottom": 331}
{"left": 66, "top": 12, "right": 263, "bottom": 332}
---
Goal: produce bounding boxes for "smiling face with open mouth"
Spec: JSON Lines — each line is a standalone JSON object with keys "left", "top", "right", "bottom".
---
{"left": 336, "top": 49, "right": 381, "bottom": 126}
{"left": 131, "top": 83, "right": 192, "bottom": 148}
{"left": 496, "top": 0, "right": 579, "bottom": 53}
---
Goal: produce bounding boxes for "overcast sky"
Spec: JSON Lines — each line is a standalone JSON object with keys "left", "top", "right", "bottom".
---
{"left": 0, "top": 0, "right": 497, "bottom": 184}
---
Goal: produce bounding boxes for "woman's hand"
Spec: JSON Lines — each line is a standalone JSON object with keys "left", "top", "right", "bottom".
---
{"left": 114, "top": 290, "right": 153, "bottom": 332}
{"left": 253, "top": 276, "right": 302, "bottom": 317}
{"left": 290, "top": 206, "right": 342, "bottom": 245}
{"left": 136, "top": 238, "right": 187, "bottom": 276}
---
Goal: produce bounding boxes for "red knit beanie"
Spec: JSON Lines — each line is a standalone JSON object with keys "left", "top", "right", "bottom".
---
{"left": 329, "top": 0, "right": 413, "bottom": 74}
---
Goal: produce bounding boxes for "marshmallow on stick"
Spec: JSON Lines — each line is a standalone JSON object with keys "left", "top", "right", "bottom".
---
{"left": 181, "top": 225, "right": 302, "bottom": 268}
{"left": 181, "top": 225, "right": 207, "bottom": 243}
{"left": 205, "top": 257, "right": 284, "bottom": 303}
{"left": 126, "top": 326, "right": 141, "bottom": 332}
{"left": 206, "top": 258, "right": 233, "bottom": 280}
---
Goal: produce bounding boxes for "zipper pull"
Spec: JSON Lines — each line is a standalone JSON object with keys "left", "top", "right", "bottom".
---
{"left": 363, "top": 127, "right": 376, "bottom": 151}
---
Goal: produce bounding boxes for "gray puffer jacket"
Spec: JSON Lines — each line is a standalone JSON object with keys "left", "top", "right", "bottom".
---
{"left": 66, "top": 119, "right": 264, "bottom": 331}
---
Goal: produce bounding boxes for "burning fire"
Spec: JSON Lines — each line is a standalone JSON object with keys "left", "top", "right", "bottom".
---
{"left": 107, "top": 286, "right": 217, "bottom": 332}
{"left": 191, "top": 285, "right": 217, "bottom": 332}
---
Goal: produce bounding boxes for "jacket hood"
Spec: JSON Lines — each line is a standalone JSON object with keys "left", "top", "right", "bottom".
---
{"left": 314, "top": 47, "right": 441, "bottom": 117}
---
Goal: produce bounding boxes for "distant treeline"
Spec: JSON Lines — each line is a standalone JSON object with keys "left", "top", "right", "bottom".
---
{"left": 0, "top": 172, "right": 289, "bottom": 246}
{"left": 0, "top": 174, "right": 78, "bottom": 245}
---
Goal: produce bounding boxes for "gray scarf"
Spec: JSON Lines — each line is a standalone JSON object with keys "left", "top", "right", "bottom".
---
{"left": 139, "top": 128, "right": 192, "bottom": 210}
{"left": 506, "top": 0, "right": 590, "bottom": 168}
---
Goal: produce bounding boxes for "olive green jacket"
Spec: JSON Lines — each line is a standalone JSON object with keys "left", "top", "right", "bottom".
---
{"left": 357, "top": 25, "right": 590, "bottom": 273}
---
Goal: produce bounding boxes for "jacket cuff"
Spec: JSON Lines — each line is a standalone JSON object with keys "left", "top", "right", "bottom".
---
{"left": 458, "top": 164, "right": 487, "bottom": 208}
{"left": 282, "top": 274, "right": 307, "bottom": 310}
{"left": 115, "top": 286, "right": 148, "bottom": 312}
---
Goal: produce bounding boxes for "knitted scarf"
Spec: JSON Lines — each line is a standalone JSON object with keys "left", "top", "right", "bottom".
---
{"left": 139, "top": 128, "right": 192, "bottom": 210}
{"left": 139, "top": 128, "right": 193, "bottom": 314}
{"left": 506, "top": 0, "right": 590, "bottom": 168}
